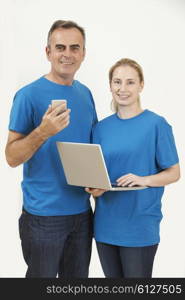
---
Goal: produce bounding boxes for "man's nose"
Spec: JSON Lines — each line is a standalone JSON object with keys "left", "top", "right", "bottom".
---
{"left": 62, "top": 47, "right": 71, "bottom": 58}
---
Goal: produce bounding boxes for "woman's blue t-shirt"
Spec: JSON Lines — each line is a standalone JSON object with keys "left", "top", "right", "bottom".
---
{"left": 92, "top": 110, "right": 179, "bottom": 247}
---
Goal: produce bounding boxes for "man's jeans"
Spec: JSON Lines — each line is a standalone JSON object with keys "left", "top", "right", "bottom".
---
{"left": 19, "top": 208, "right": 93, "bottom": 278}
{"left": 96, "top": 242, "right": 158, "bottom": 278}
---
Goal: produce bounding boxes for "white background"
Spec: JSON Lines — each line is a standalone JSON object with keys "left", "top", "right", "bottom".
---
{"left": 0, "top": 0, "right": 185, "bottom": 277}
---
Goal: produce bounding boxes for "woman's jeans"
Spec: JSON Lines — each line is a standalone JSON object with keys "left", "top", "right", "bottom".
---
{"left": 96, "top": 241, "right": 158, "bottom": 278}
{"left": 19, "top": 208, "right": 93, "bottom": 278}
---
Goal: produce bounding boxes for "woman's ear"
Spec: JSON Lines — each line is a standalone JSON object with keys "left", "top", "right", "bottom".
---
{"left": 139, "top": 81, "right": 144, "bottom": 92}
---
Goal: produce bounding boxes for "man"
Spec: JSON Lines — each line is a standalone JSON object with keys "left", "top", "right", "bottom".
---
{"left": 5, "top": 20, "right": 97, "bottom": 278}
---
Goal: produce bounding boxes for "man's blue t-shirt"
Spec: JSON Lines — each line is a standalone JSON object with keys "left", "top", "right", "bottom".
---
{"left": 92, "top": 110, "right": 179, "bottom": 247}
{"left": 9, "top": 77, "right": 97, "bottom": 216}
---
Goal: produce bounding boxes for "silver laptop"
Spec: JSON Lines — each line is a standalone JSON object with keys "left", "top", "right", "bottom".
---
{"left": 56, "top": 142, "right": 147, "bottom": 191}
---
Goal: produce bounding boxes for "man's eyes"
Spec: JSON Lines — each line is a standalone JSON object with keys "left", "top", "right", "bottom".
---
{"left": 56, "top": 46, "right": 65, "bottom": 51}
{"left": 71, "top": 46, "right": 80, "bottom": 51}
{"left": 56, "top": 46, "right": 80, "bottom": 51}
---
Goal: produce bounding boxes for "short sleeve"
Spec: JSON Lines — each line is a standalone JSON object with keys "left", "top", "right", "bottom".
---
{"left": 88, "top": 89, "right": 98, "bottom": 143}
{"left": 88, "top": 89, "right": 98, "bottom": 126}
{"left": 92, "top": 124, "right": 101, "bottom": 144}
{"left": 156, "top": 118, "right": 179, "bottom": 169}
{"left": 8, "top": 90, "right": 34, "bottom": 135}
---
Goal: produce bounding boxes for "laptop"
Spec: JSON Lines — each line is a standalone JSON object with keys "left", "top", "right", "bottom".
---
{"left": 56, "top": 142, "right": 147, "bottom": 191}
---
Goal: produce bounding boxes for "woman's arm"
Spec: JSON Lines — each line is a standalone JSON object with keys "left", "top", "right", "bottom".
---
{"left": 116, "top": 163, "right": 180, "bottom": 187}
{"left": 85, "top": 164, "right": 180, "bottom": 197}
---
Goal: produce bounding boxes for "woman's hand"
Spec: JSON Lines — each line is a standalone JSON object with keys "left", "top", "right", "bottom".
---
{"left": 116, "top": 173, "right": 148, "bottom": 187}
{"left": 85, "top": 187, "right": 107, "bottom": 197}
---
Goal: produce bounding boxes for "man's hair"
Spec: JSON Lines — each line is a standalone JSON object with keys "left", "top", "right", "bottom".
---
{"left": 47, "top": 20, "right": 86, "bottom": 47}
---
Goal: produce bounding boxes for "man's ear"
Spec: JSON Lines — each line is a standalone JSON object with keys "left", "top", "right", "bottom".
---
{"left": 82, "top": 47, "right": 86, "bottom": 61}
{"left": 45, "top": 46, "right": 51, "bottom": 61}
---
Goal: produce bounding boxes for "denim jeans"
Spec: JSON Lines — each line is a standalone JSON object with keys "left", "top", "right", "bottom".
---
{"left": 19, "top": 208, "right": 93, "bottom": 278}
{"left": 96, "top": 242, "right": 158, "bottom": 278}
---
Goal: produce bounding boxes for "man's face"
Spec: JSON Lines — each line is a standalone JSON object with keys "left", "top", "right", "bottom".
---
{"left": 46, "top": 28, "right": 85, "bottom": 82}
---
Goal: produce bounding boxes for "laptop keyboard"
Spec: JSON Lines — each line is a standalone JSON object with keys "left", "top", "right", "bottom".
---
{"left": 111, "top": 183, "right": 140, "bottom": 188}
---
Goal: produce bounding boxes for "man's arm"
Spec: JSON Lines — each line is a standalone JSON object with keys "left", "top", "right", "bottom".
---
{"left": 5, "top": 104, "right": 70, "bottom": 167}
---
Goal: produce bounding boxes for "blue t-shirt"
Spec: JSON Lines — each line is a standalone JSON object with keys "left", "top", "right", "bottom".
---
{"left": 9, "top": 77, "right": 97, "bottom": 216}
{"left": 92, "top": 110, "right": 179, "bottom": 247}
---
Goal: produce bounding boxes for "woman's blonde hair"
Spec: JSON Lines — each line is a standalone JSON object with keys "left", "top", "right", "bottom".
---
{"left": 109, "top": 58, "right": 144, "bottom": 112}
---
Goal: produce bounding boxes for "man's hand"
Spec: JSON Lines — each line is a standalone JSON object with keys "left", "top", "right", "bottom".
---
{"left": 85, "top": 187, "right": 107, "bottom": 197}
{"left": 5, "top": 104, "right": 71, "bottom": 167}
{"left": 38, "top": 104, "right": 71, "bottom": 139}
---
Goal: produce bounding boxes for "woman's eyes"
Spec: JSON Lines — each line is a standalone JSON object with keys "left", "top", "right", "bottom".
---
{"left": 113, "top": 81, "right": 135, "bottom": 85}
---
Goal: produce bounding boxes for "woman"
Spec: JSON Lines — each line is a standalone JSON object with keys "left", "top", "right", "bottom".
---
{"left": 86, "top": 58, "right": 180, "bottom": 278}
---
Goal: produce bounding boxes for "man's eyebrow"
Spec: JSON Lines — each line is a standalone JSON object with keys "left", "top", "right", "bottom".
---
{"left": 70, "top": 44, "right": 80, "bottom": 48}
{"left": 55, "top": 44, "right": 65, "bottom": 47}
{"left": 55, "top": 44, "right": 81, "bottom": 48}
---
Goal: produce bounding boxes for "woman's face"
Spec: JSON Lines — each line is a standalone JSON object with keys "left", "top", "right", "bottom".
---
{"left": 110, "top": 65, "right": 144, "bottom": 108}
